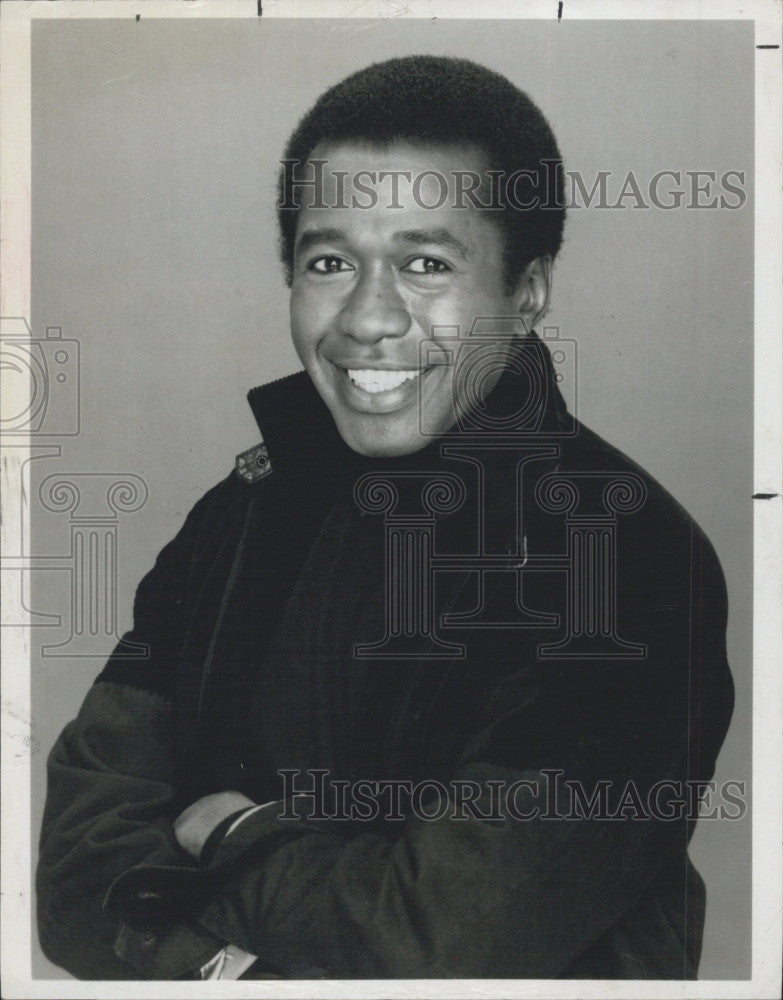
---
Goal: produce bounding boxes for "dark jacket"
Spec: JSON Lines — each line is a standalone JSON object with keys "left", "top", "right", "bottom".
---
{"left": 37, "top": 335, "right": 734, "bottom": 980}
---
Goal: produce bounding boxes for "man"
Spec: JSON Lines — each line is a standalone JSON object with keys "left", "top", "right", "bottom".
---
{"left": 37, "top": 55, "right": 734, "bottom": 980}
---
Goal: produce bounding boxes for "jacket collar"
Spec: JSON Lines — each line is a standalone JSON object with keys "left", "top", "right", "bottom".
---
{"left": 246, "top": 331, "right": 570, "bottom": 476}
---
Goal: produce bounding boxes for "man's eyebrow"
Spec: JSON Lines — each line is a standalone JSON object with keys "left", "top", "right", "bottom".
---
{"left": 294, "top": 226, "right": 473, "bottom": 259}
{"left": 295, "top": 228, "right": 347, "bottom": 255}
{"left": 393, "top": 228, "right": 473, "bottom": 258}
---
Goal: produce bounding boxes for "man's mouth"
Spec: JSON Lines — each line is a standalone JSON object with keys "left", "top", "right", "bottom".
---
{"left": 346, "top": 369, "right": 423, "bottom": 394}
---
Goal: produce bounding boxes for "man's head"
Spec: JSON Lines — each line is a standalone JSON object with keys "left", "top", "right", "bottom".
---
{"left": 278, "top": 55, "right": 566, "bottom": 457}
{"left": 279, "top": 55, "right": 565, "bottom": 291}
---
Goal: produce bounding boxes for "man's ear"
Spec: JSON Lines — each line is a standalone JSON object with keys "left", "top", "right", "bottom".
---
{"left": 513, "top": 255, "right": 552, "bottom": 334}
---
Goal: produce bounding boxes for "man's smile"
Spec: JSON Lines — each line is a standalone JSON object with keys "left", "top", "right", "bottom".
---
{"left": 328, "top": 360, "right": 437, "bottom": 415}
{"left": 346, "top": 368, "right": 422, "bottom": 394}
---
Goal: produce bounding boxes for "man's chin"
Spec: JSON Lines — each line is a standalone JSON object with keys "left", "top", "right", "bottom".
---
{"left": 344, "top": 435, "right": 431, "bottom": 460}
{"left": 335, "top": 415, "right": 432, "bottom": 459}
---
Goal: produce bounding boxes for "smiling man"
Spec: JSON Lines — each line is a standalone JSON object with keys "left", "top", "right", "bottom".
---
{"left": 37, "top": 56, "right": 733, "bottom": 981}
{"left": 287, "top": 140, "right": 551, "bottom": 457}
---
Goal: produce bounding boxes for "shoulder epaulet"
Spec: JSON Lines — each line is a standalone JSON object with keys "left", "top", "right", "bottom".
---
{"left": 235, "top": 442, "right": 272, "bottom": 483}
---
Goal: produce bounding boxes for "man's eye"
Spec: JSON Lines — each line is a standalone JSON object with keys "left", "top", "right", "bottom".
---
{"left": 309, "top": 256, "right": 353, "bottom": 274}
{"left": 403, "top": 257, "right": 451, "bottom": 275}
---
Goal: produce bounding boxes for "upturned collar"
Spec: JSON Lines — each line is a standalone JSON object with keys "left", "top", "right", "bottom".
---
{"left": 245, "top": 330, "right": 571, "bottom": 479}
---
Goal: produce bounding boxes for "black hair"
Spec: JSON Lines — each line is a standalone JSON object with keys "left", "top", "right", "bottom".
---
{"left": 277, "top": 55, "right": 565, "bottom": 291}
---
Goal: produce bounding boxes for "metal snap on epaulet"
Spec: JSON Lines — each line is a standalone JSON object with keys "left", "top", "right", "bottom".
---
{"left": 235, "top": 443, "right": 272, "bottom": 483}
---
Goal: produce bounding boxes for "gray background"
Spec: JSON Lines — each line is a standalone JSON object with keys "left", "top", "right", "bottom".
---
{"left": 30, "top": 17, "right": 753, "bottom": 980}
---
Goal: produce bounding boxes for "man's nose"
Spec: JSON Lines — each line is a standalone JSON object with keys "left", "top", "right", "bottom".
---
{"left": 337, "top": 268, "right": 411, "bottom": 343}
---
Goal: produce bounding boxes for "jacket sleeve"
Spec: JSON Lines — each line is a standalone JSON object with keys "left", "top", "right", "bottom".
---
{"left": 36, "top": 478, "right": 241, "bottom": 980}
{"left": 103, "top": 522, "right": 735, "bottom": 979}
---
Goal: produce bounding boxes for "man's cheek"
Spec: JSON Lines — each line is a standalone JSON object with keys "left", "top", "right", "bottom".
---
{"left": 289, "top": 312, "right": 315, "bottom": 363}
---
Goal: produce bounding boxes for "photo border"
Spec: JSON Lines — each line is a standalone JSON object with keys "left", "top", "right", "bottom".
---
{"left": 1, "top": 2, "right": 780, "bottom": 997}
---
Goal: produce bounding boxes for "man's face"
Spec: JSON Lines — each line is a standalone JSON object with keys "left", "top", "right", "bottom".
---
{"left": 289, "top": 141, "right": 547, "bottom": 457}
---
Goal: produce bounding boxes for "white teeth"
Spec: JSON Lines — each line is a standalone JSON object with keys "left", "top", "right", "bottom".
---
{"left": 347, "top": 369, "right": 422, "bottom": 394}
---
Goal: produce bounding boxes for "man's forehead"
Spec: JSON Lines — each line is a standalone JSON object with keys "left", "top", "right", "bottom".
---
{"left": 292, "top": 138, "right": 500, "bottom": 241}
{"left": 308, "top": 138, "right": 491, "bottom": 172}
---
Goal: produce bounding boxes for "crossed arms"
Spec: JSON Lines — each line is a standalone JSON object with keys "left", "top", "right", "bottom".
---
{"left": 36, "top": 476, "right": 733, "bottom": 980}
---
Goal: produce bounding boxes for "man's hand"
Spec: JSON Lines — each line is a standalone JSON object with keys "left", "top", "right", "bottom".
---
{"left": 173, "top": 791, "right": 256, "bottom": 858}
